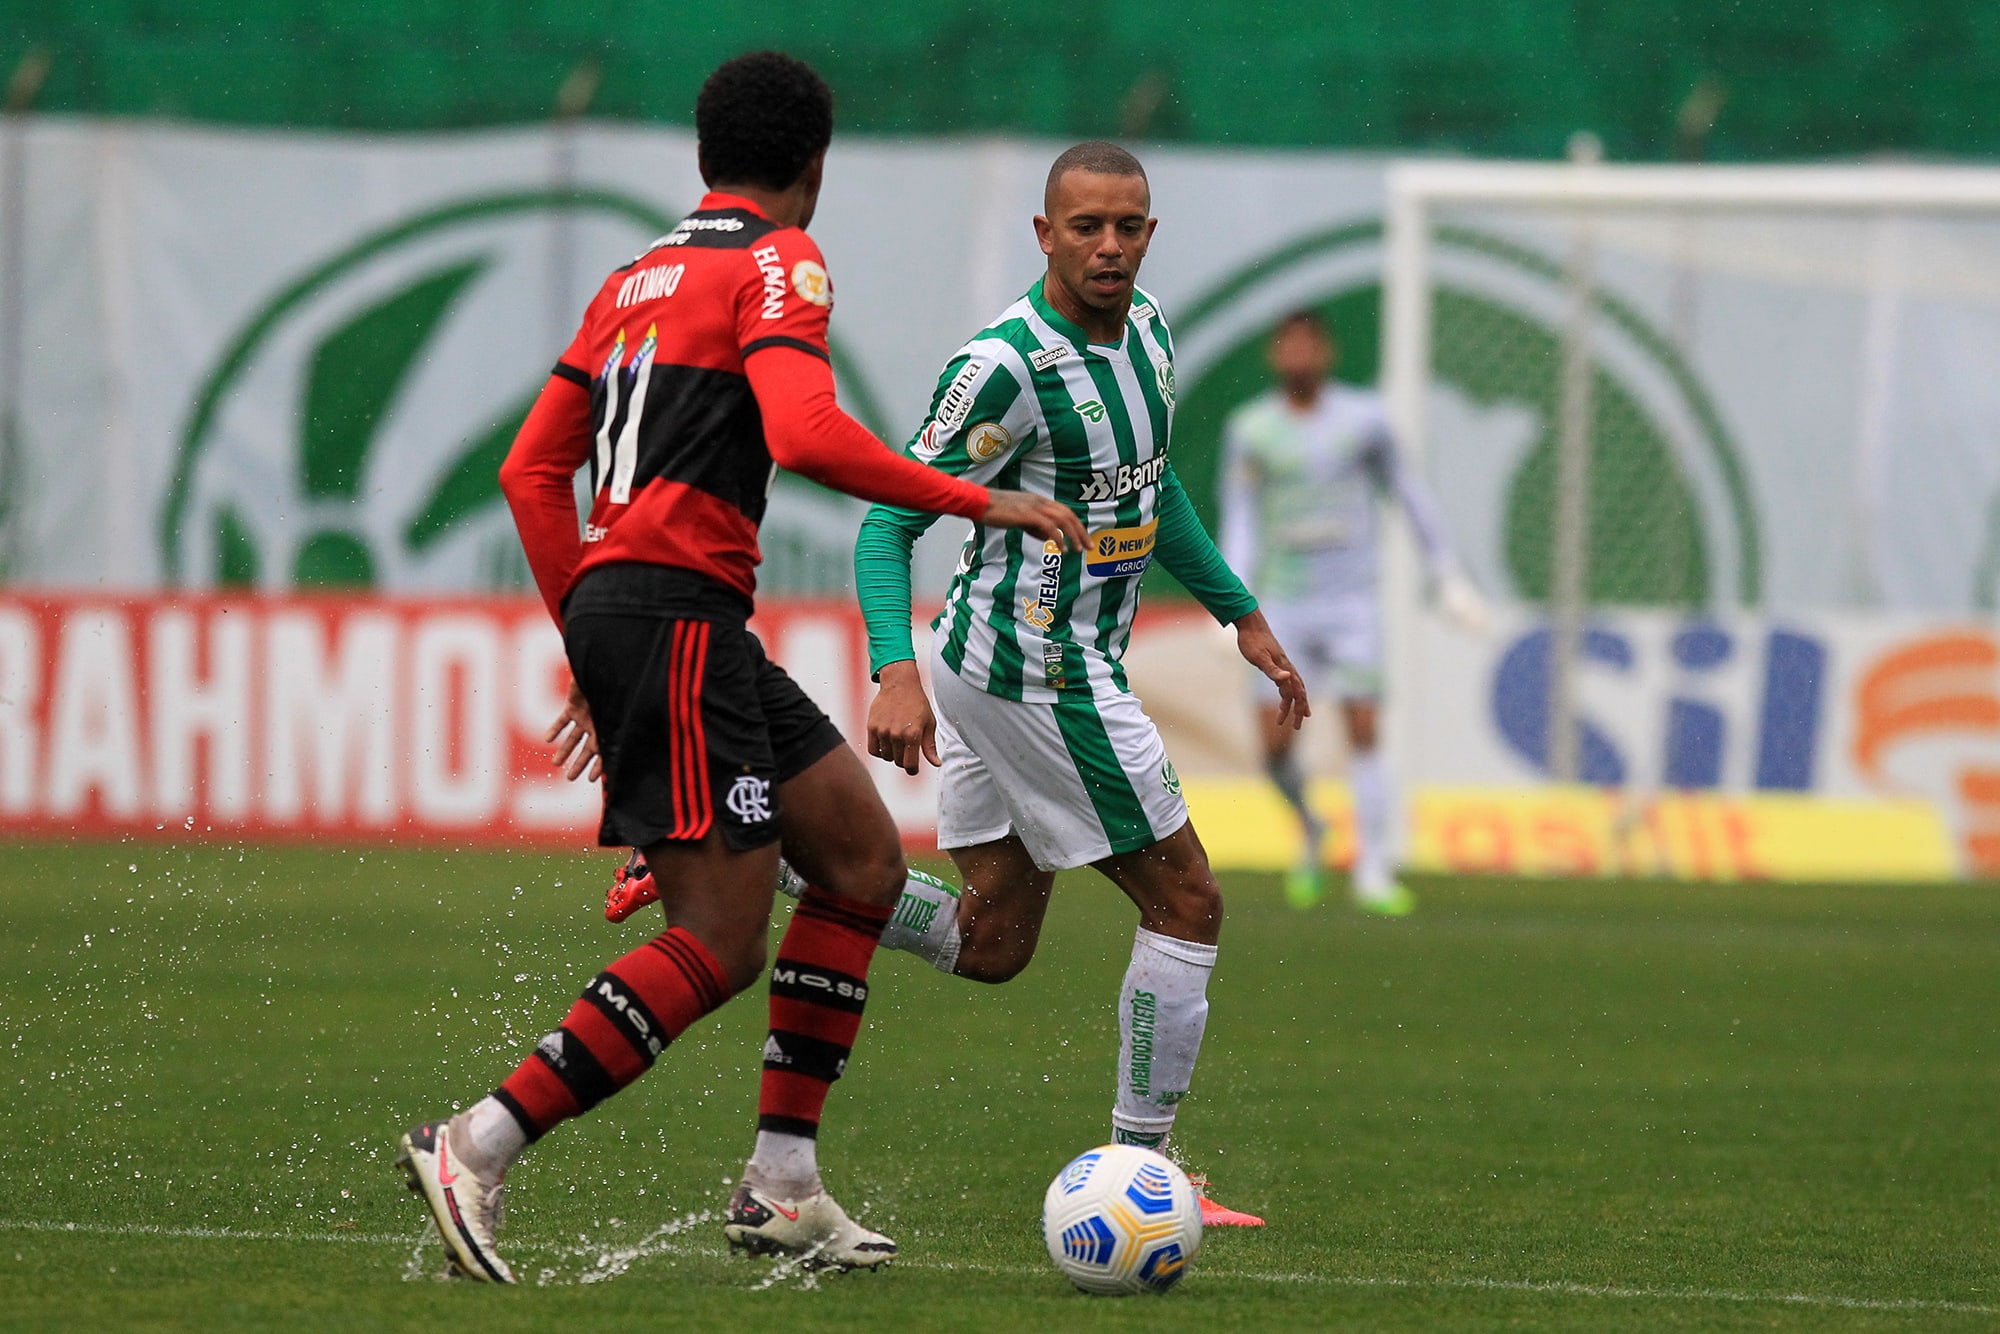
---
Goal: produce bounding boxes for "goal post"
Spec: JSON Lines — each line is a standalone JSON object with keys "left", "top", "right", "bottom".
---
{"left": 1378, "top": 158, "right": 2000, "bottom": 813}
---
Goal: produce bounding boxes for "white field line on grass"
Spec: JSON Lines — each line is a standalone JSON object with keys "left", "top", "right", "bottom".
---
{"left": 2, "top": 1218, "right": 1993, "bottom": 1318}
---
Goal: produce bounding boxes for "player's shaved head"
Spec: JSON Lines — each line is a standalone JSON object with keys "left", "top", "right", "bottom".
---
{"left": 1044, "top": 141, "right": 1149, "bottom": 213}
{"left": 1035, "top": 141, "right": 1157, "bottom": 341}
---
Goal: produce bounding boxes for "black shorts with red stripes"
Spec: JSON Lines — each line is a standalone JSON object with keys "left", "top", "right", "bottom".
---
{"left": 562, "top": 563, "right": 845, "bottom": 852}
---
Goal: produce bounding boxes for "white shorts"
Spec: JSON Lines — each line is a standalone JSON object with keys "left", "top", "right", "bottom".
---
{"left": 1257, "top": 597, "right": 1383, "bottom": 703}
{"left": 929, "top": 650, "right": 1190, "bottom": 872}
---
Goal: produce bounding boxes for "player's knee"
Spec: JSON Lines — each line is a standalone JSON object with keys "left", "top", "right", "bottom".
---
{"left": 953, "top": 931, "right": 1034, "bottom": 984}
{"left": 815, "top": 838, "right": 906, "bottom": 909}
{"left": 1157, "top": 869, "right": 1223, "bottom": 940}
{"left": 952, "top": 899, "right": 1039, "bottom": 982}
{"left": 713, "top": 936, "right": 769, "bottom": 995}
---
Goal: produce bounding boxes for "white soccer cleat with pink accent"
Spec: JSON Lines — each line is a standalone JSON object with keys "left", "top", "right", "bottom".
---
{"left": 723, "top": 1179, "right": 897, "bottom": 1270}
{"left": 396, "top": 1119, "right": 515, "bottom": 1282}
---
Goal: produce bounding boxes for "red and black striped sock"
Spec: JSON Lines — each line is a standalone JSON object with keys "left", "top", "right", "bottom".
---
{"left": 492, "top": 925, "right": 730, "bottom": 1139}
{"left": 757, "top": 889, "right": 892, "bottom": 1139}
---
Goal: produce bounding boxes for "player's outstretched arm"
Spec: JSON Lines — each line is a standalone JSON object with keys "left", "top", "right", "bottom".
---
{"left": 745, "top": 346, "right": 1083, "bottom": 554}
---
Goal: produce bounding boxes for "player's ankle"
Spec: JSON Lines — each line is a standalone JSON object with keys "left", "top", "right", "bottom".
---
{"left": 743, "top": 1164, "right": 823, "bottom": 1201}
{"left": 447, "top": 1107, "right": 514, "bottom": 1182}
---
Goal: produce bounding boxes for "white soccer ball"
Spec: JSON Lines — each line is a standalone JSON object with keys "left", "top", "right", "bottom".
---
{"left": 1041, "top": 1144, "right": 1203, "bottom": 1295}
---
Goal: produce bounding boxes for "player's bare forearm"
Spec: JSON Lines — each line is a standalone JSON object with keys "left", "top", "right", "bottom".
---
{"left": 1233, "top": 609, "right": 1310, "bottom": 730}
{"left": 866, "top": 660, "right": 939, "bottom": 775}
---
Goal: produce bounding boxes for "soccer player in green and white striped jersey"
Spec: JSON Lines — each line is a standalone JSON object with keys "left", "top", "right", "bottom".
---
{"left": 852, "top": 142, "right": 1307, "bottom": 1227}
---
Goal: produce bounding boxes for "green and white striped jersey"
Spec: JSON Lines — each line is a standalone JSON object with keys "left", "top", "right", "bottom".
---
{"left": 857, "top": 278, "right": 1253, "bottom": 704}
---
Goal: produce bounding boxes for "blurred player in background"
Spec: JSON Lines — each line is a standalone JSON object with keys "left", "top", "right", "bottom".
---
{"left": 1219, "top": 310, "right": 1486, "bottom": 915}
{"left": 393, "top": 51, "right": 1082, "bottom": 1283}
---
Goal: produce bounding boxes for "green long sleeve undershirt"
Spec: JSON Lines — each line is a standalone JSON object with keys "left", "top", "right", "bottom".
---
{"left": 852, "top": 461, "right": 1258, "bottom": 679}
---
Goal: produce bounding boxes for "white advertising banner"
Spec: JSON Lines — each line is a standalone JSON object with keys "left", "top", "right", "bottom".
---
{"left": 4, "top": 120, "right": 1999, "bottom": 876}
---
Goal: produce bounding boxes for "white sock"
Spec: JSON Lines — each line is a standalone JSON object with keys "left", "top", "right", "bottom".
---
{"left": 451, "top": 1095, "right": 528, "bottom": 1179}
{"left": 746, "top": 1130, "right": 820, "bottom": 1199}
{"left": 1112, "top": 927, "right": 1216, "bottom": 1147}
{"left": 878, "top": 867, "right": 963, "bottom": 975}
{"left": 1350, "top": 748, "right": 1397, "bottom": 897}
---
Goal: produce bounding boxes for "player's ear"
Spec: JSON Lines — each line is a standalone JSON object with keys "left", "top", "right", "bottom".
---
{"left": 1033, "top": 214, "right": 1055, "bottom": 257}
{"left": 793, "top": 150, "right": 828, "bottom": 228}
{"left": 697, "top": 146, "right": 713, "bottom": 187}
{"left": 798, "top": 150, "right": 826, "bottom": 195}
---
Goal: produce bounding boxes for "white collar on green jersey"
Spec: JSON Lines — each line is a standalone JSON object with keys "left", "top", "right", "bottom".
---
{"left": 1028, "top": 277, "right": 1142, "bottom": 357}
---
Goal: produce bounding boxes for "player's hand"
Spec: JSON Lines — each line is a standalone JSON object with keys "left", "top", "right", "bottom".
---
{"left": 1437, "top": 570, "right": 1491, "bottom": 636}
{"left": 982, "top": 489, "right": 1086, "bottom": 552}
{"left": 1234, "top": 609, "right": 1311, "bottom": 731}
{"left": 545, "top": 674, "right": 601, "bottom": 782}
{"left": 867, "top": 660, "right": 939, "bottom": 774}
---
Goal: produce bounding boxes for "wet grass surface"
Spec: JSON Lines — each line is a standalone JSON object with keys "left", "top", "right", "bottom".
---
{"left": 1, "top": 841, "right": 1995, "bottom": 1330}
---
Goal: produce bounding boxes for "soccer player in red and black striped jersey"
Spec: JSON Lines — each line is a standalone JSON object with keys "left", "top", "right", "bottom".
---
{"left": 395, "top": 52, "right": 1083, "bottom": 1283}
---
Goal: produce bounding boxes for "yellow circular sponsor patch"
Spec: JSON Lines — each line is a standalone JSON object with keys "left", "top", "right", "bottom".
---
{"left": 966, "top": 421, "right": 1014, "bottom": 462}
{"left": 790, "top": 259, "right": 832, "bottom": 307}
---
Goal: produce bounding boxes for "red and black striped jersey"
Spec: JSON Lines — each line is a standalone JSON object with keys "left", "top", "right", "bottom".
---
{"left": 553, "top": 193, "right": 833, "bottom": 596}
{"left": 500, "top": 192, "right": 989, "bottom": 623}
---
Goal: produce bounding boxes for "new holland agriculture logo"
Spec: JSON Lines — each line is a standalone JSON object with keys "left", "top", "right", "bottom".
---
{"left": 159, "top": 190, "right": 888, "bottom": 592}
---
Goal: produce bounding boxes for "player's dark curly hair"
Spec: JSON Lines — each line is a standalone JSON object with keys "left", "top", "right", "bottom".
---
{"left": 695, "top": 52, "right": 834, "bottom": 192}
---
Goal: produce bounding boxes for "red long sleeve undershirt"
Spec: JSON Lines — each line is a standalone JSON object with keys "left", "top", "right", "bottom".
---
{"left": 498, "top": 346, "right": 991, "bottom": 626}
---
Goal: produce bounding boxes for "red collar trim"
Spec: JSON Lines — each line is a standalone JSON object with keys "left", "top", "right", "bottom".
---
{"left": 699, "top": 191, "right": 771, "bottom": 219}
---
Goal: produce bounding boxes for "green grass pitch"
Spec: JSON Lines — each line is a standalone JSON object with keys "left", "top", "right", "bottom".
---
{"left": 1, "top": 840, "right": 1995, "bottom": 1330}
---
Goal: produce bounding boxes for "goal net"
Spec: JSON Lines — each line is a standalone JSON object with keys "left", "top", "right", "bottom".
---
{"left": 1379, "top": 162, "right": 2000, "bottom": 872}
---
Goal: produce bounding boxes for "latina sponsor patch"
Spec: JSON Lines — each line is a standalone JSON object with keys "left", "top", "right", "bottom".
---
{"left": 966, "top": 421, "right": 1013, "bottom": 462}
{"left": 790, "top": 259, "right": 831, "bottom": 307}
{"left": 1084, "top": 519, "right": 1158, "bottom": 578}
{"left": 936, "top": 361, "right": 981, "bottom": 431}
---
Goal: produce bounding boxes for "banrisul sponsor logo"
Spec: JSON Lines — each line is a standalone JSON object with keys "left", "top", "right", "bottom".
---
{"left": 160, "top": 191, "right": 680, "bottom": 591}
{"left": 1078, "top": 454, "right": 1167, "bottom": 504}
